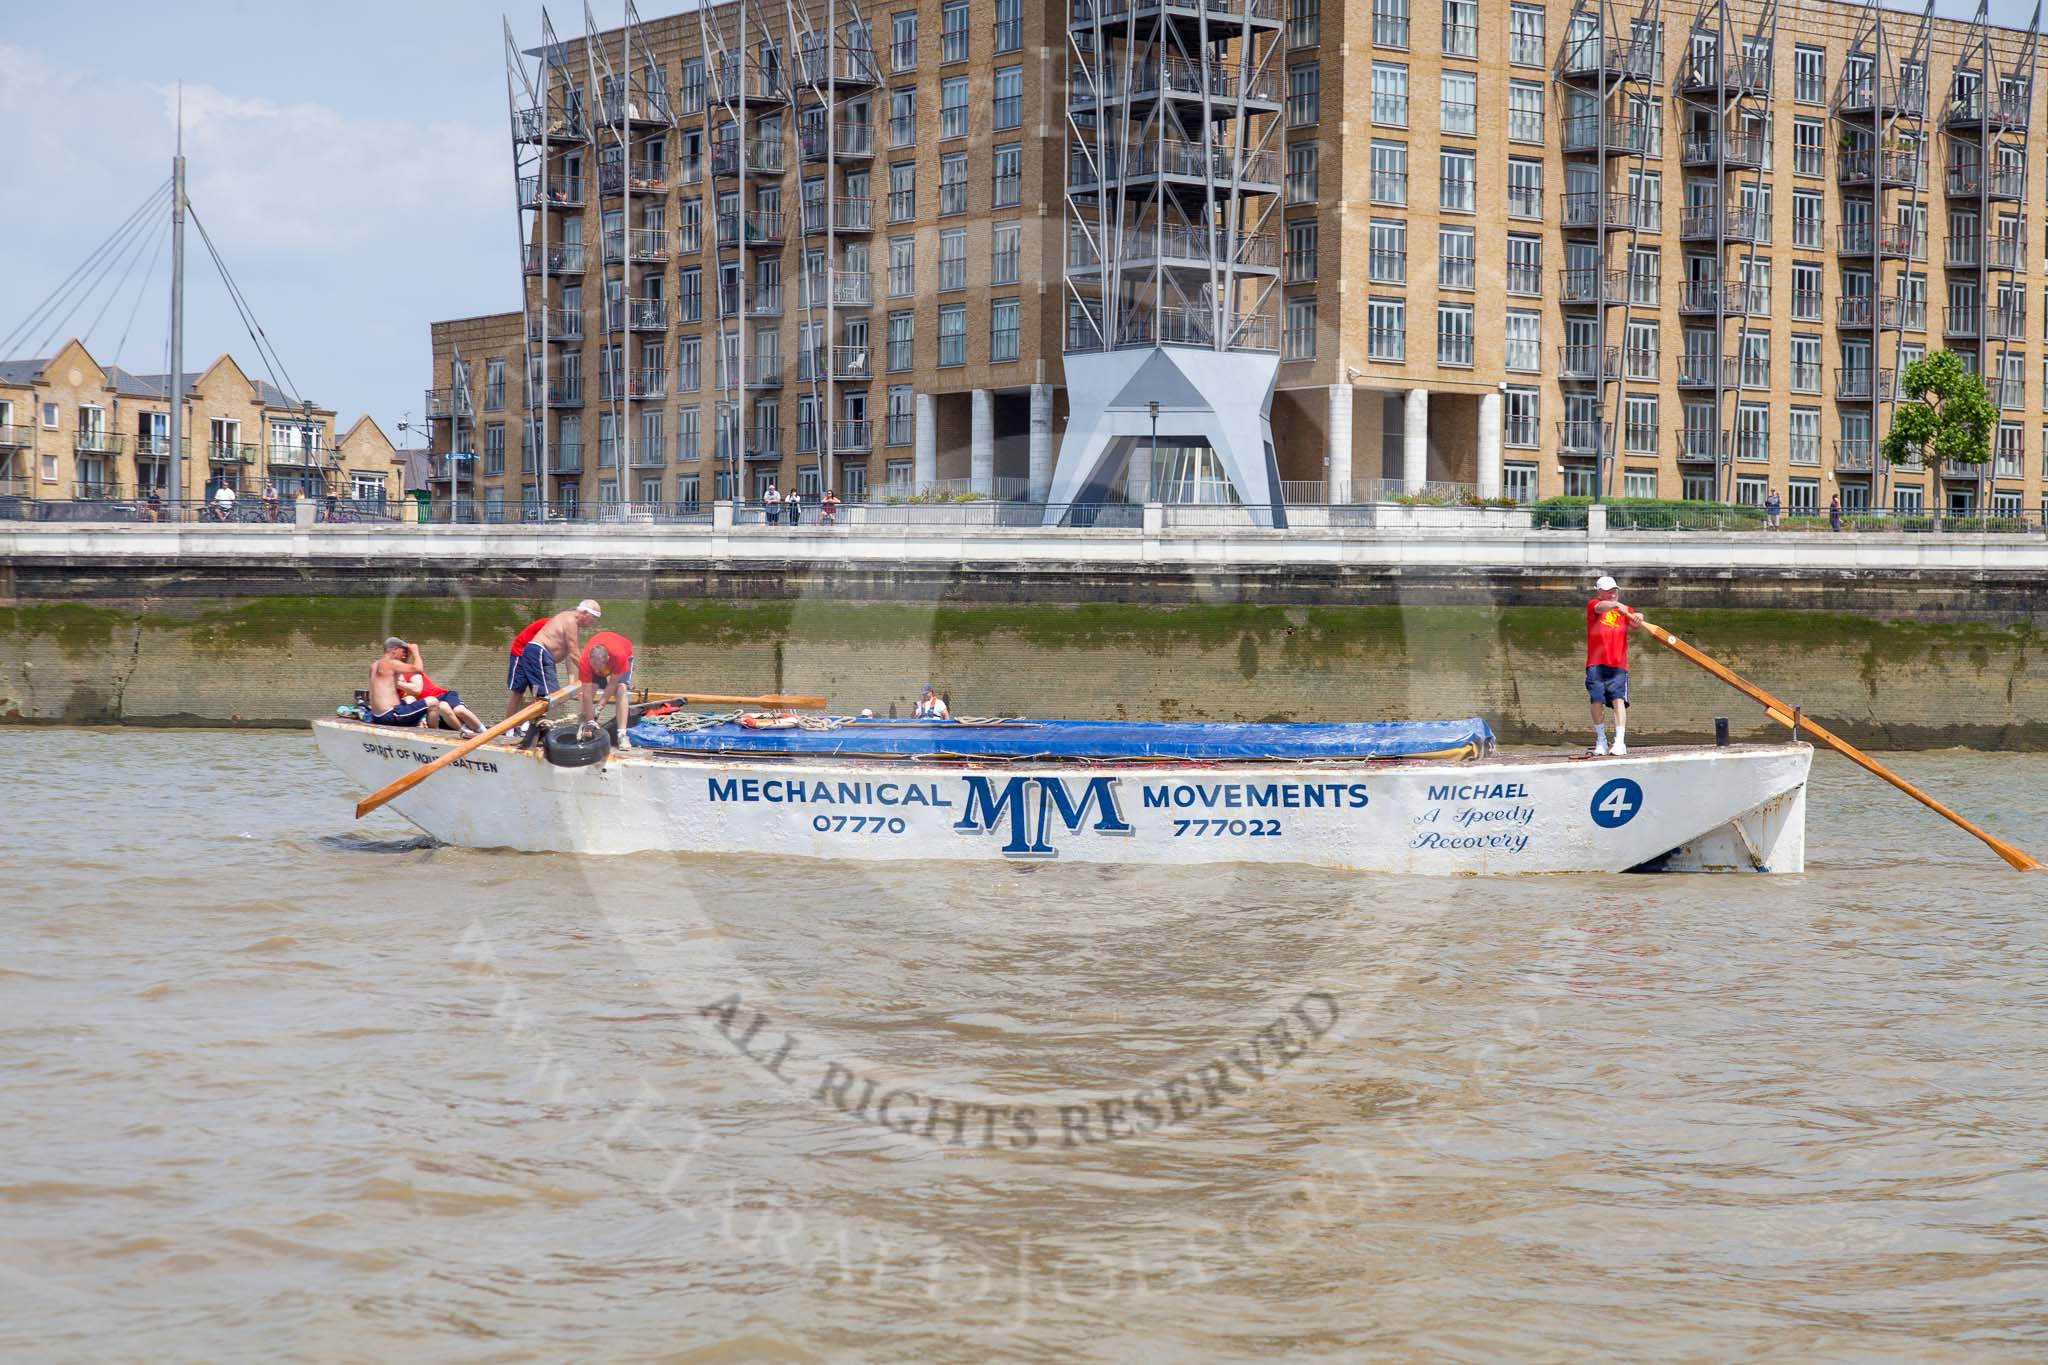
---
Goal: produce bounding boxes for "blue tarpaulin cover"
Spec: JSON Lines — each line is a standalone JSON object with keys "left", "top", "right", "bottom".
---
{"left": 627, "top": 716, "right": 1495, "bottom": 761}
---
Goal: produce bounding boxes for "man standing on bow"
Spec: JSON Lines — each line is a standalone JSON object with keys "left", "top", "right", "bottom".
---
{"left": 1586, "top": 574, "right": 1645, "bottom": 756}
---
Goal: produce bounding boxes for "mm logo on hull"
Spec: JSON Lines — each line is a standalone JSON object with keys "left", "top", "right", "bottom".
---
{"left": 954, "top": 775, "right": 1134, "bottom": 857}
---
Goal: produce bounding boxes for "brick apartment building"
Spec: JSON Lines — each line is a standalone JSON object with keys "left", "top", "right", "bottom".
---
{"left": 428, "top": 0, "right": 2048, "bottom": 522}
{"left": 0, "top": 339, "right": 409, "bottom": 507}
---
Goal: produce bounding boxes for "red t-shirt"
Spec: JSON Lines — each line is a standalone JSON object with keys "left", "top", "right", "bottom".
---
{"left": 399, "top": 672, "right": 447, "bottom": 700}
{"left": 1586, "top": 599, "right": 1630, "bottom": 669}
{"left": 579, "top": 631, "right": 634, "bottom": 683}
{"left": 510, "top": 616, "right": 550, "bottom": 656}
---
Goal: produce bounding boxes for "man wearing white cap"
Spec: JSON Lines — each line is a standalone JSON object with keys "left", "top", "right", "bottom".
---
{"left": 505, "top": 598, "right": 603, "bottom": 721}
{"left": 1585, "top": 575, "right": 1645, "bottom": 755}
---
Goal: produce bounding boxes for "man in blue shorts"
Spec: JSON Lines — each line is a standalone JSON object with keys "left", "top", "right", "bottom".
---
{"left": 365, "top": 637, "right": 431, "bottom": 727}
{"left": 505, "top": 599, "right": 601, "bottom": 720}
{"left": 1586, "top": 574, "right": 1645, "bottom": 755}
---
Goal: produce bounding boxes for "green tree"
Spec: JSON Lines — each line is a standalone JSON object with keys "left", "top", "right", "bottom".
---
{"left": 1882, "top": 348, "right": 1994, "bottom": 487}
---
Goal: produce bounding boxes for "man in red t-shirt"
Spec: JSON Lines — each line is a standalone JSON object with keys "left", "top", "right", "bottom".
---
{"left": 1585, "top": 574, "right": 1645, "bottom": 756}
{"left": 576, "top": 629, "right": 637, "bottom": 751}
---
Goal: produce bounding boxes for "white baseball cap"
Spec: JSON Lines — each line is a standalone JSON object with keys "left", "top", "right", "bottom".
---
{"left": 576, "top": 598, "right": 603, "bottom": 617}
{"left": 1594, "top": 575, "right": 1618, "bottom": 592}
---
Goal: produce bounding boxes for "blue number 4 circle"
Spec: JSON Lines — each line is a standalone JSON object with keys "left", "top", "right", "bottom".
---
{"left": 1590, "top": 777, "right": 1643, "bottom": 829}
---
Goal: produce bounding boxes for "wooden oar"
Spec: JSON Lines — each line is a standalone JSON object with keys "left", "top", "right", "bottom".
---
{"left": 354, "top": 684, "right": 576, "bottom": 820}
{"left": 634, "top": 691, "right": 827, "bottom": 708}
{"left": 1639, "top": 618, "right": 2040, "bottom": 872}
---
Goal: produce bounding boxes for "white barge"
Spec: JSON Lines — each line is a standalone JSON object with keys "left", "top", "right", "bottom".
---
{"left": 315, "top": 714, "right": 1812, "bottom": 874}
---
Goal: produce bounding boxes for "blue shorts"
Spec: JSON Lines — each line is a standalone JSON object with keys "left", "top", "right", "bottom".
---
{"left": 1586, "top": 665, "right": 1630, "bottom": 705}
{"left": 369, "top": 698, "right": 429, "bottom": 726}
{"left": 431, "top": 690, "right": 464, "bottom": 711}
{"left": 588, "top": 665, "right": 632, "bottom": 691}
{"left": 508, "top": 642, "right": 559, "bottom": 696}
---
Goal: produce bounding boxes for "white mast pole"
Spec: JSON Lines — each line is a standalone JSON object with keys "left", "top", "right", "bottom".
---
{"left": 169, "top": 89, "right": 186, "bottom": 508}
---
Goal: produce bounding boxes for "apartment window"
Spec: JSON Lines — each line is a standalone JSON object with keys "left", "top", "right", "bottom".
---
{"left": 993, "top": 0, "right": 1022, "bottom": 53}
{"left": 1626, "top": 319, "right": 1659, "bottom": 379}
{"left": 937, "top": 303, "right": 966, "bottom": 366}
{"left": 940, "top": 76, "right": 968, "bottom": 138}
{"left": 892, "top": 11, "right": 917, "bottom": 71}
{"left": 1373, "top": 0, "right": 1409, "bottom": 48}
{"left": 1503, "top": 387, "right": 1539, "bottom": 448}
{"left": 484, "top": 358, "right": 506, "bottom": 411}
{"left": 1369, "top": 218, "right": 1406, "bottom": 282}
{"left": 1289, "top": 64, "right": 1320, "bottom": 127}
{"left": 1894, "top": 484, "right": 1924, "bottom": 516}
{"left": 1285, "top": 296, "right": 1318, "bottom": 360}
{"left": 938, "top": 228, "right": 967, "bottom": 290}
{"left": 677, "top": 336, "right": 701, "bottom": 392}
{"left": 889, "top": 87, "right": 916, "bottom": 147}
{"left": 1372, "top": 62, "right": 1408, "bottom": 126}
{"left": 889, "top": 161, "right": 915, "bottom": 220}
{"left": 1622, "top": 469, "right": 1658, "bottom": 499}
{"left": 993, "top": 65, "right": 1022, "bottom": 131}
{"left": 41, "top": 401, "right": 58, "bottom": 429}
{"left": 990, "top": 298, "right": 1020, "bottom": 362}
{"left": 1439, "top": 224, "right": 1474, "bottom": 288}
{"left": 1792, "top": 189, "right": 1823, "bottom": 249}
{"left": 1793, "top": 118, "right": 1825, "bottom": 177}
{"left": 992, "top": 143, "right": 1022, "bottom": 209}
{"left": 1794, "top": 45, "right": 1825, "bottom": 103}
{"left": 1507, "top": 81, "right": 1544, "bottom": 143}
{"left": 1624, "top": 395, "right": 1659, "bottom": 454}
{"left": 1507, "top": 157, "right": 1543, "bottom": 219}
{"left": 942, "top": 0, "right": 969, "bottom": 62}
{"left": 1785, "top": 261, "right": 1820, "bottom": 322}
{"left": 1287, "top": 0, "right": 1319, "bottom": 49}
{"left": 937, "top": 152, "right": 967, "bottom": 215}
{"left": 1440, "top": 148, "right": 1475, "bottom": 212}
{"left": 678, "top": 266, "right": 702, "bottom": 322}
{"left": 1368, "top": 140, "right": 1404, "bottom": 204}
{"left": 484, "top": 423, "right": 506, "bottom": 475}
{"left": 1508, "top": 3, "right": 1545, "bottom": 66}
{"left": 1440, "top": 70, "right": 1475, "bottom": 136}
{"left": 1442, "top": 0, "right": 1476, "bottom": 58}
{"left": 889, "top": 236, "right": 916, "bottom": 296}
{"left": 676, "top": 406, "right": 700, "bottom": 463}
{"left": 1288, "top": 142, "right": 1321, "bottom": 204}
{"left": 680, "top": 58, "right": 706, "bottom": 114}
{"left": 1506, "top": 234, "right": 1542, "bottom": 295}
{"left": 887, "top": 311, "right": 914, "bottom": 371}
{"left": 1736, "top": 402, "right": 1770, "bottom": 462}
{"left": 1438, "top": 302, "right": 1474, "bottom": 366}
{"left": 1789, "top": 335, "right": 1821, "bottom": 393}
{"left": 1789, "top": 408, "right": 1820, "bottom": 465}
{"left": 1369, "top": 297, "right": 1406, "bottom": 361}
{"left": 886, "top": 387, "right": 914, "bottom": 446}
{"left": 1504, "top": 310, "right": 1540, "bottom": 371}
{"left": 992, "top": 222, "right": 1021, "bottom": 285}
{"left": 1285, "top": 219, "right": 1318, "bottom": 282}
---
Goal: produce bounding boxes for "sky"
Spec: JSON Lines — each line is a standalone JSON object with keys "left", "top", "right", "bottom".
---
{"left": 0, "top": 0, "right": 2037, "bottom": 441}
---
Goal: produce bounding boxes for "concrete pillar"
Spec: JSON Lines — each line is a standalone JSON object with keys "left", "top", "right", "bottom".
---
{"left": 1403, "top": 388, "right": 1429, "bottom": 495}
{"left": 914, "top": 393, "right": 937, "bottom": 490}
{"left": 970, "top": 388, "right": 994, "bottom": 496}
{"left": 1326, "top": 384, "right": 1353, "bottom": 504}
{"left": 1476, "top": 390, "right": 1503, "bottom": 501}
{"left": 1127, "top": 435, "right": 1152, "bottom": 504}
{"left": 711, "top": 499, "right": 733, "bottom": 531}
{"left": 1027, "top": 383, "right": 1054, "bottom": 503}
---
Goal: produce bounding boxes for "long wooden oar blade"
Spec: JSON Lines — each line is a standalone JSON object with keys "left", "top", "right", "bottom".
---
{"left": 1640, "top": 619, "right": 2040, "bottom": 872}
{"left": 634, "top": 691, "right": 828, "bottom": 709}
{"left": 353, "top": 684, "right": 576, "bottom": 820}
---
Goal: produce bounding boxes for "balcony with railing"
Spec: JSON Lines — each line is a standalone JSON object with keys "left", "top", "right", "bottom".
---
{"left": 798, "top": 38, "right": 881, "bottom": 87}
{"left": 512, "top": 102, "right": 588, "bottom": 143}
{"left": 1678, "top": 428, "right": 1722, "bottom": 463}
{"left": 711, "top": 54, "right": 787, "bottom": 105}
{"left": 1836, "top": 367, "right": 1894, "bottom": 400}
{"left": 1837, "top": 221, "right": 1926, "bottom": 260}
{"left": 1836, "top": 294, "right": 1924, "bottom": 331}
{"left": 1556, "top": 419, "right": 1606, "bottom": 455}
{"left": 527, "top": 307, "right": 583, "bottom": 342}
{"left": 598, "top": 160, "right": 670, "bottom": 196}
{"left": 711, "top": 137, "right": 787, "bottom": 178}
{"left": 518, "top": 175, "right": 585, "bottom": 210}
{"left": 72, "top": 429, "right": 123, "bottom": 455}
{"left": 1678, "top": 282, "right": 1770, "bottom": 316}
{"left": 1677, "top": 52, "right": 1771, "bottom": 96}
{"left": 1837, "top": 75, "right": 1928, "bottom": 118}
{"left": 832, "top": 419, "right": 872, "bottom": 452}
{"left": 630, "top": 438, "right": 667, "bottom": 469}
{"left": 1947, "top": 232, "right": 2027, "bottom": 271}
{"left": 716, "top": 210, "right": 786, "bottom": 248}
{"left": 1840, "top": 147, "right": 1926, "bottom": 189}
{"left": 72, "top": 477, "right": 124, "bottom": 499}
{"left": 743, "top": 360, "right": 785, "bottom": 390}
{"left": 802, "top": 196, "right": 874, "bottom": 234}
{"left": 1945, "top": 83, "right": 2031, "bottom": 131}
{"left": 1944, "top": 302, "right": 2028, "bottom": 340}
{"left": 1835, "top": 438, "right": 1873, "bottom": 470}
{"left": 1069, "top": 53, "right": 1280, "bottom": 109}
{"left": 1681, "top": 131, "right": 1766, "bottom": 169}
{"left": 545, "top": 376, "right": 585, "bottom": 408}
{"left": 1680, "top": 207, "right": 1770, "bottom": 243}
{"left": 0, "top": 423, "right": 30, "bottom": 450}
{"left": 829, "top": 345, "right": 872, "bottom": 380}
{"left": 1561, "top": 191, "right": 1658, "bottom": 233}
{"left": 1989, "top": 376, "right": 2026, "bottom": 409}
{"left": 1557, "top": 35, "right": 1659, "bottom": 85}
{"left": 1678, "top": 356, "right": 1769, "bottom": 389}
{"left": 1560, "top": 114, "right": 1657, "bottom": 157}
{"left": 720, "top": 283, "right": 783, "bottom": 320}
{"left": 522, "top": 243, "right": 586, "bottom": 276}
{"left": 1556, "top": 345, "right": 1619, "bottom": 382}
{"left": 800, "top": 120, "right": 877, "bottom": 162}
{"left": 1945, "top": 161, "right": 2025, "bottom": 201}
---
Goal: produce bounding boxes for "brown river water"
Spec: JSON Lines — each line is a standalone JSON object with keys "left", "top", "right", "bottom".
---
{"left": 4, "top": 729, "right": 2047, "bottom": 1362}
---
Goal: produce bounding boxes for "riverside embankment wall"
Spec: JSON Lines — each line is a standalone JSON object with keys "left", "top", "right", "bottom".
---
{"left": 1, "top": 526, "right": 2042, "bottom": 747}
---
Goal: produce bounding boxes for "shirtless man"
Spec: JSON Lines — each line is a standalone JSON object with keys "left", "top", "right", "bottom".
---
{"left": 392, "top": 643, "right": 486, "bottom": 736}
{"left": 365, "top": 637, "right": 431, "bottom": 728}
{"left": 505, "top": 599, "right": 602, "bottom": 720}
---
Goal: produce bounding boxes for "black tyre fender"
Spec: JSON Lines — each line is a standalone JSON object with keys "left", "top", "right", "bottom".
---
{"left": 543, "top": 725, "right": 612, "bottom": 768}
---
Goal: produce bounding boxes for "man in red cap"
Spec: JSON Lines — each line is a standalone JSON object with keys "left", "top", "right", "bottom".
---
{"left": 576, "top": 627, "right": 637, "bottom": 751}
